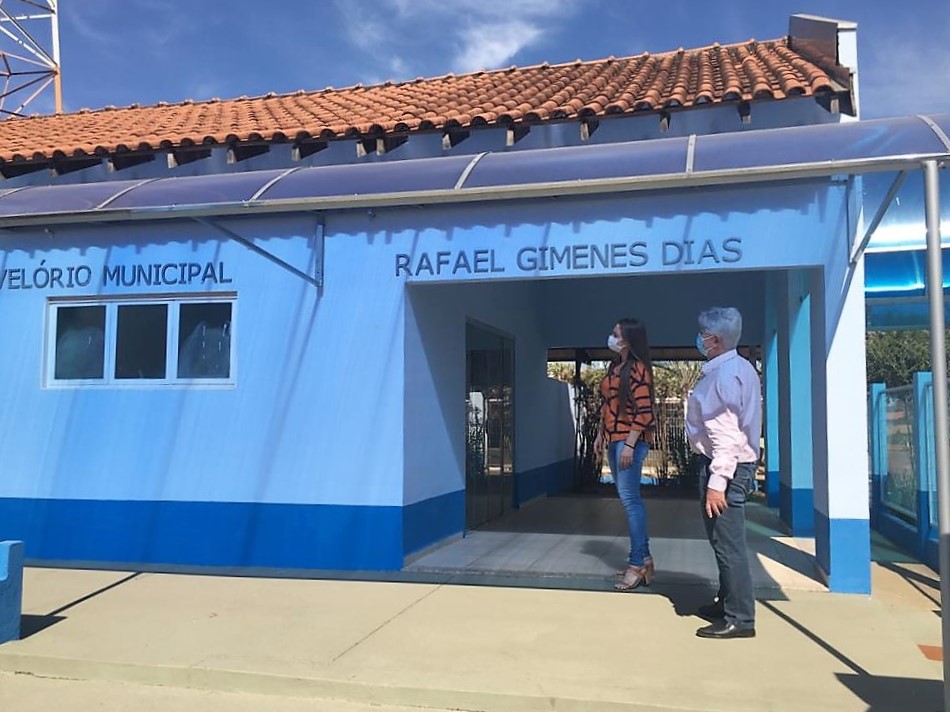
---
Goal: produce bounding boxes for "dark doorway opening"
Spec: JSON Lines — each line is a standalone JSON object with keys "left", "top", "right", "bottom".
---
{"left": 465, "top": 322, "right": 515, "bottom": 530}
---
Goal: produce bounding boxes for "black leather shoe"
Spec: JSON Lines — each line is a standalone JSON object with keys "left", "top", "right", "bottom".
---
{"left": 696, "top": 602, "right": 725, "bottom": 620}
{"left": 696, "top": 622, "right": 756, "bottom": 639}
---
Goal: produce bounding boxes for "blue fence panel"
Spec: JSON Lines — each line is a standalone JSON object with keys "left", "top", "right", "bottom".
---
{"left": 868, "top": 383, "right": 887, "bottom": 527}
{"left": 868, "top": 372, "right": 940, "bottom": 568}
{"left": 923, "top": 381, "right": 939, "bottom": 530}
{"left": 882, "top": 385, "right": 917, "bottom": 521}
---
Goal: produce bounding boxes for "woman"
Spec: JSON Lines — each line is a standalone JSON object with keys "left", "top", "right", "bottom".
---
{"left": 595, "top": 318, "right": 657, "bottom": 592}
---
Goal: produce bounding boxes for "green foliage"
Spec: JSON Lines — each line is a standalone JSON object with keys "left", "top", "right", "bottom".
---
{"left": 865, "top": 330, "right": 950, "bottom": 387}
{"left": 547, "top": 359, "right": 703, "bottom": 487}
{"left": 652, "top": 361, "right": 704, "bottom": 485}
{"left": 547, "top": 361, "right": 607, "bottom": 488}
{"left": 652, "top": 361, "right": 703, "bottom": 401}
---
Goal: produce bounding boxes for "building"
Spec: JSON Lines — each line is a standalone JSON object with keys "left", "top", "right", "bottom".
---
{"left": 0, "top": 14, "right": 945, "bottom": 593}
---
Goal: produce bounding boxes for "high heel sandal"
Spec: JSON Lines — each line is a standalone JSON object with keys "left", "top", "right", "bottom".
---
{"left": 613, "top": 564, "right": 648, "bottom": 592}
{"left": 615, "top": 556, "right": 655, "bottom": 585}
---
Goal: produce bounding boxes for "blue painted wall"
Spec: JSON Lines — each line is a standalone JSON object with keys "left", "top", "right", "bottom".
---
{"left": 778, "top": 269, "right": 815, "bottom": 536}
{"left": 0, "top": 175, "right": 858, "bottom": 572}
{"left": 402, "top": 277, "right": 577, "bottom": 550}
{"left": 763, "top": 273, "right": 781, "bottom": 507}
{"left": 0, "top": 215, "right": 417, "bottom": 568}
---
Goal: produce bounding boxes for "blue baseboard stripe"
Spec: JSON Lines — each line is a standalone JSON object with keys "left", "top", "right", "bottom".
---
{"left": 815, "top": 511, "right": 871, "bottom": 594}
{"left": 779, "top": 482, "right": 814, "bottom": 536}
{"left": 516, "top": 459, "right": 573, "bottom": 506}
{"left": 403, "top": 490, "right": 464, "bottom": 557}
{"left": 765, "top": 470, "right": 780, "bottom": 509}
{"left": 0, "top": 497, "right": 404, "bottom": 571}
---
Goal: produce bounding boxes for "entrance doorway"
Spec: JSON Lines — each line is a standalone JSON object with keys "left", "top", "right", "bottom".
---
{"left": 465, "top": 322, "right": 514, "bottom": 529}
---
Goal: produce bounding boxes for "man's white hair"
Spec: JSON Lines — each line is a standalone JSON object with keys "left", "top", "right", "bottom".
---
{"left": 698, "top": 307, "right": 742, "bottom": 351}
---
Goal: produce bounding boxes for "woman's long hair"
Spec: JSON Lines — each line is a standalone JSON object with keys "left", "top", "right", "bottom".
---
{"left": 616, "top": 318, "right": 654, "bottom": 418}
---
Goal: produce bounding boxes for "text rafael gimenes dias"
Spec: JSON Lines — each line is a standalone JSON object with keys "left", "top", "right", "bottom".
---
{"left": 395, "top": 238, "right": 742, "bottom": 278}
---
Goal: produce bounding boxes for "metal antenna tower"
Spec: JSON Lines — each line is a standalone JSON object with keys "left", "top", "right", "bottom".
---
{"left": 0, "top": 0, "right": 60, "bottom": 117}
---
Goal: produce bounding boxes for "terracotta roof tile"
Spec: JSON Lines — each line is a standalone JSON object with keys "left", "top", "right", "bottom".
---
{"left": 0, "top": 37, "right": 842, "bottom": 165}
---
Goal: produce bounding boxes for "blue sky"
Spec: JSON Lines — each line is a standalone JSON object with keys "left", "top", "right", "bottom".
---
{"left": 14, "top": 0, "right": 950, "bottom": 119}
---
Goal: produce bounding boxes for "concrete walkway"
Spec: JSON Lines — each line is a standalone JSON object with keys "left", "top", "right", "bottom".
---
{"left": 408, "top": 494, "right": 824, "bottom": 592}
{"left": 0, "top": 556, "right": 943, "bottom": 711}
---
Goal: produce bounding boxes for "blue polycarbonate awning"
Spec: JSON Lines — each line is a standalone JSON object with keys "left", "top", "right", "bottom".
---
{"left": 257, "top": 154, "right": 477, "bottom": 201}
{"left": 865, "top": 248, "right": 950, "bottom": 297}
{"left": 463, "top": 136, "right": 691, "bottom": 187}
{"left": 692, "top": 115, "right": 949, "bottom": 172}
{"left": 0, "top": 179, "right": 143, "bottom": 217}
{"left": 0, "top": 112, "right": 945, "bottom": 228}
{"left": 863, "top": 169, "right": 950, "bottom": 253}
{"left": 106, "top": 170, "right": 291, "bottom": 209}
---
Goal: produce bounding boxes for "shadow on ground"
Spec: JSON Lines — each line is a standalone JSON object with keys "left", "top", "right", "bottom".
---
{"left": 19, "top": 614, "right": 64, "bottom": 639}
{"left": 16, "top": 572, "right": 142, "bottom": 640}
{"left": 761, "top": 599, "right": 943, "bottom": 711}
{"left": 836, "top": 674, "right": 942, "bottom": 712}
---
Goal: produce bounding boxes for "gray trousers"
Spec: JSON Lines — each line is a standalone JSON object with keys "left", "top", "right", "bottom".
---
{"left": 700, "top": 458, "right": 756, "bottom": 629}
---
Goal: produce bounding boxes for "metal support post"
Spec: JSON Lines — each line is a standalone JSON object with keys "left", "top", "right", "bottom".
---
{"left": 923, "top": 159, "right": 950, "bottom": 711}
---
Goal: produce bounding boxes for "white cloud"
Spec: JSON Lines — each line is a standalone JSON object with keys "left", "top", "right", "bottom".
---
{"left": 334, "top": 0, "right": 589, "bottom": 79}
{"left": 188, "top": 79, "right": 226, "bottom": 102}
{"left": 859, "top": 37, "right": 950, "bottom": 118}
{"left": 386, "top": 0, "right": 577, "bottom": 19}
{"left": 334, "top": 2, "right": 389, "bottom": 54}
{"left": 389, "top": 55, "right": 409, "bottom": 77}
{"left": 453, "top": 21, "right": 543, "bottom": 73}
{"left": 62, "top": 1, "right": 122, "bottom": 60}
{"left": 65, "top": 0, "right": 198, "bottom": 63}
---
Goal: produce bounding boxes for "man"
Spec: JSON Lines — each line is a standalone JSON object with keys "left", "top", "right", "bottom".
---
{"left": 686, "top": 307, "right": 762, "bottom": 639}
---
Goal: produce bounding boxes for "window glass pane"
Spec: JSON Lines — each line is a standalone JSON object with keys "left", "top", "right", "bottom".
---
{"left": 55, "top": 305, "right": 105, "bottom": 379}
{"left": 178, "top": 302, "right": 232, "bottom": 378}
{"left": 115, "top": 304, "right": 167, "bottom": 379}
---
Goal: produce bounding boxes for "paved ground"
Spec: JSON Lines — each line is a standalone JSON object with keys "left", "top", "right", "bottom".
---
{"left": 0, "top": 673, "right": 465, "bottom": 712}
{"left": 0, "top": 555, "right": 943, "bottom": 711}
{"left": 0, "top": 493, "right": 944, "bottom": 711}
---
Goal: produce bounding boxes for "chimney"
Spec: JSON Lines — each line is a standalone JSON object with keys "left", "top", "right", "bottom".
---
{"left": 788, "top": 14, "right": 859, "bottom": 119}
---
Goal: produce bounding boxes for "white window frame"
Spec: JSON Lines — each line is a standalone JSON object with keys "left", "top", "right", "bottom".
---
{"left": 45, "top": 293, "right": 237, "bottom": 388}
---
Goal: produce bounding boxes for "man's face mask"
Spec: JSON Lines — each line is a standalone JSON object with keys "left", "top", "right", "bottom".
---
{"left": 696, "top": 332, "right": 714, "bottom": 357}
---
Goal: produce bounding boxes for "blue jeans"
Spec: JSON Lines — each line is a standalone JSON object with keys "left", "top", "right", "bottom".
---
{"left": 700, "top": 458, "right": 756, "bottom": 629}
{"left": 608, "top": 440, "right": 651, "bottom": 567}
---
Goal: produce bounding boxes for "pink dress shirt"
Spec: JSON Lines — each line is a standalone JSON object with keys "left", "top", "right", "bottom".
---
{"left": 685, "top": 349, "right": 762, "bottom": 492}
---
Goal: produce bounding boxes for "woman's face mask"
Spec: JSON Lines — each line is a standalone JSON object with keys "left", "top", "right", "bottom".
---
{"left": 607, "top": 333, "right": 623, "bottom": 353}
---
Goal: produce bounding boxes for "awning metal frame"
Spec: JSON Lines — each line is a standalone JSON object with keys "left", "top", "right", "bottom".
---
{"left": 194, "top": 215, "right": 324, "bottom": 288}
{"left": 850, "top": 171, "right": 907, "bottom": 267}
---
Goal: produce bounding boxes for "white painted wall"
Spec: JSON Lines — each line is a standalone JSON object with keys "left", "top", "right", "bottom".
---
{"left": 403, "top": 279, "right": 575, "bottom": 506}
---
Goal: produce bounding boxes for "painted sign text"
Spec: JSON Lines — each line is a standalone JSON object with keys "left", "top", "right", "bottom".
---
{"left": 0, "top": 261, "right": 232, "bottom": 291}
{"left": 395, "top": 238, "right": 743, "bottom": 278}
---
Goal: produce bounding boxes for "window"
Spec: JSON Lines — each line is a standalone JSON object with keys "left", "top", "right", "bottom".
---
{"left": 116, "top": 304, "right": 168, "bottom": 379}
{"left": 46, "top": 296, "right": 235, "bottom": 387}
{"left": 178, "top": 302, "right": 231, "bottom": 379}
{"left": 54, "top": 305, "right": 106, "bottom": 379}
